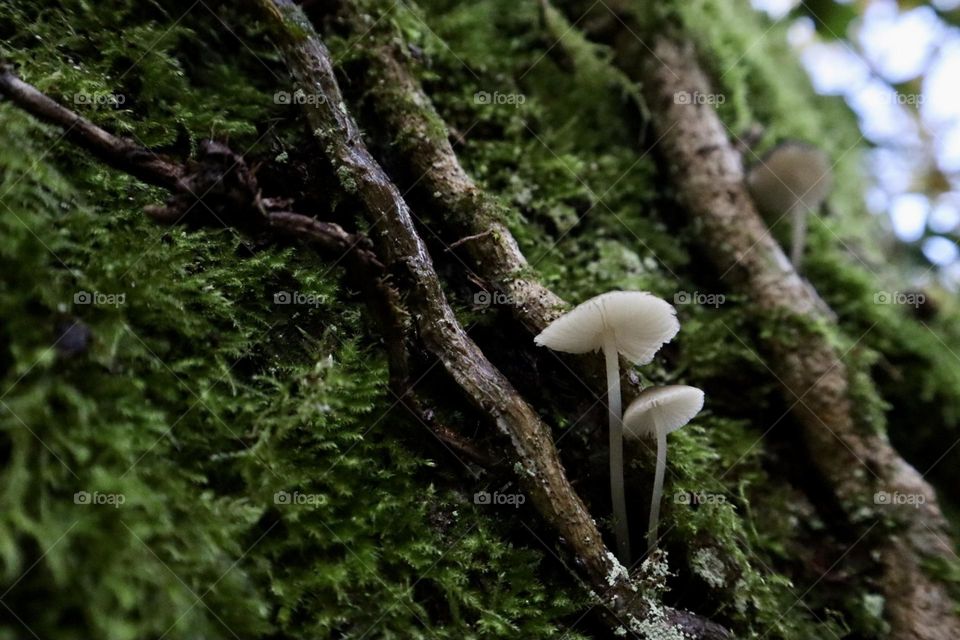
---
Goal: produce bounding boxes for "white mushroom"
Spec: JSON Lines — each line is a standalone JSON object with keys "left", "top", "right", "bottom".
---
{"left": 746, "top": 142, "right": 833, "bottom": 270}
{"left": 622, "top": 385, "right": 704, "bottom": 555}
{"left": 534, "top": 291, "right": 679, "bottom": 562}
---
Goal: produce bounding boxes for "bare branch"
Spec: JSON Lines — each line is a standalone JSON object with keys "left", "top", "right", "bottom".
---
{"left": 0, "top": 64, "right": 184, "bottom": 191}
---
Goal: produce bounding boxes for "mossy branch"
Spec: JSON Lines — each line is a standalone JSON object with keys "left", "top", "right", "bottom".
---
{"left": 0, "top": 64, "right": 494, "bottom": 467}
{"left": 330, "top": 0, "right": 653, "bottom": 413}
{"left": 0, "top": 65, "right": 363, "bottom": 258}
{"left": 252, "top": 1, "right": 730, "bottom": 638}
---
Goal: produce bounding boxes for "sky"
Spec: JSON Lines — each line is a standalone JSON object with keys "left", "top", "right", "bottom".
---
{"left": 750, "top": 0, "right": 960, "bottom": 285}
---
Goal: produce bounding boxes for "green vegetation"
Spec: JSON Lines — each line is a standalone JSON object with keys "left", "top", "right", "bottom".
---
{"left": 0, "top": 2, "right": 586, "bottom": 638}
{"left": 1, "top": 0, "right": 958, "bottom": 638}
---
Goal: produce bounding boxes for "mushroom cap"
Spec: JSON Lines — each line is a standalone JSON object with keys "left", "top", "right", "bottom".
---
{"left": 747, "top": 142, "right": 833, "bottom": 218}
{"left": 622, "top": 385, "right": 704, "bottom": 439}
{"left": 533, "top": 291, "right": 679, "bottom": 364}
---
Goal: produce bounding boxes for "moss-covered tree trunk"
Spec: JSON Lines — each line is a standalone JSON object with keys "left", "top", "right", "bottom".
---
{"left": 1, "top": 1, "right": 958, "bottom": 639}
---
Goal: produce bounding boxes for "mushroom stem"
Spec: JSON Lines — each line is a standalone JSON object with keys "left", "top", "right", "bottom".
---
{"left": 647, "top": 418, "right": 667, "bottom": 555}
{"left": 604, "top": 334, "right": 630, "bottom": 562}
{"left": 790, "top": 201, "right": 808, "bottom": 270}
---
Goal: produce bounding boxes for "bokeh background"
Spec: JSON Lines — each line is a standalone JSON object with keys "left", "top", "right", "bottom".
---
{"left": 752, "top": 0, "right": 960, "bottom": 287}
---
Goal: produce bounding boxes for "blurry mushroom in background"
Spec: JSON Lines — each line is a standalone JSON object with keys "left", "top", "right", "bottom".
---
{"left": 746, "top": 142, "right": 833, "bottom": 271}
{"left": 534, "top": 291, "right": 679, "bottom": 562}
{"left": 622, "top": 384, "right": 705, "bottom": 555}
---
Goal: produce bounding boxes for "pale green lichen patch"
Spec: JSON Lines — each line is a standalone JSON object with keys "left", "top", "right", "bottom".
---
{"left": 690, "top": 547, "right": 727, "bottom": 590}
{"left": 639, "top": 549, "right": 672, "bottom": 592}
{"left": 606, "top": 550, "right": 631, "bottom": 587}
{"left": 627, "top": 600, "right": 690, "bottom": 640}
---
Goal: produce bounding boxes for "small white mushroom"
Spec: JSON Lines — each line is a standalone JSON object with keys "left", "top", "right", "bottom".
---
{"left": 622, "top": 385, "right": 705, "bottom": 555}
{"left": 535, "top": 291, "right": 679, "bottom": 562}
{"left": 746, "top": 142, "right": 833, "bottom": 271}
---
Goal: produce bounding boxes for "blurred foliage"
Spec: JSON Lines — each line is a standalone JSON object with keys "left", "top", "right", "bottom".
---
{"left": 798, "top": 0, "right": 859, "bottom": 37}
{"left": 786, "top": 0, "right": 960, "bottom": 275}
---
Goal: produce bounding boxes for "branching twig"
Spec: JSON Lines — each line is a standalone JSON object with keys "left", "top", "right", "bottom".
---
{"left": 0, "top": 64, "right": 485, "bottom": 469}
{"left": 253, "top": 2, "right": 730, "bottom": 638}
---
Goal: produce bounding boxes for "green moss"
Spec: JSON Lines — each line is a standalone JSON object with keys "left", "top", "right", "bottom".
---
{"left": 390, "top": 1, "right": 875, "bottom": 636}
{"left": 4, "top": 0, "right": 960, "bottom": 638}
{"left": 0, "top": 2, "right": 587, "bottom": 638}
{"left": 335, "top": 164, "right": 358, "bottom": 193}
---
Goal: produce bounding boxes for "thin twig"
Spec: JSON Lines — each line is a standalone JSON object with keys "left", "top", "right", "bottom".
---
{"left": 445, "top": 230, "right": 493, "bottom": 251}
{"left": 0, "top": 64, "right": 184, "bottom": 191}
